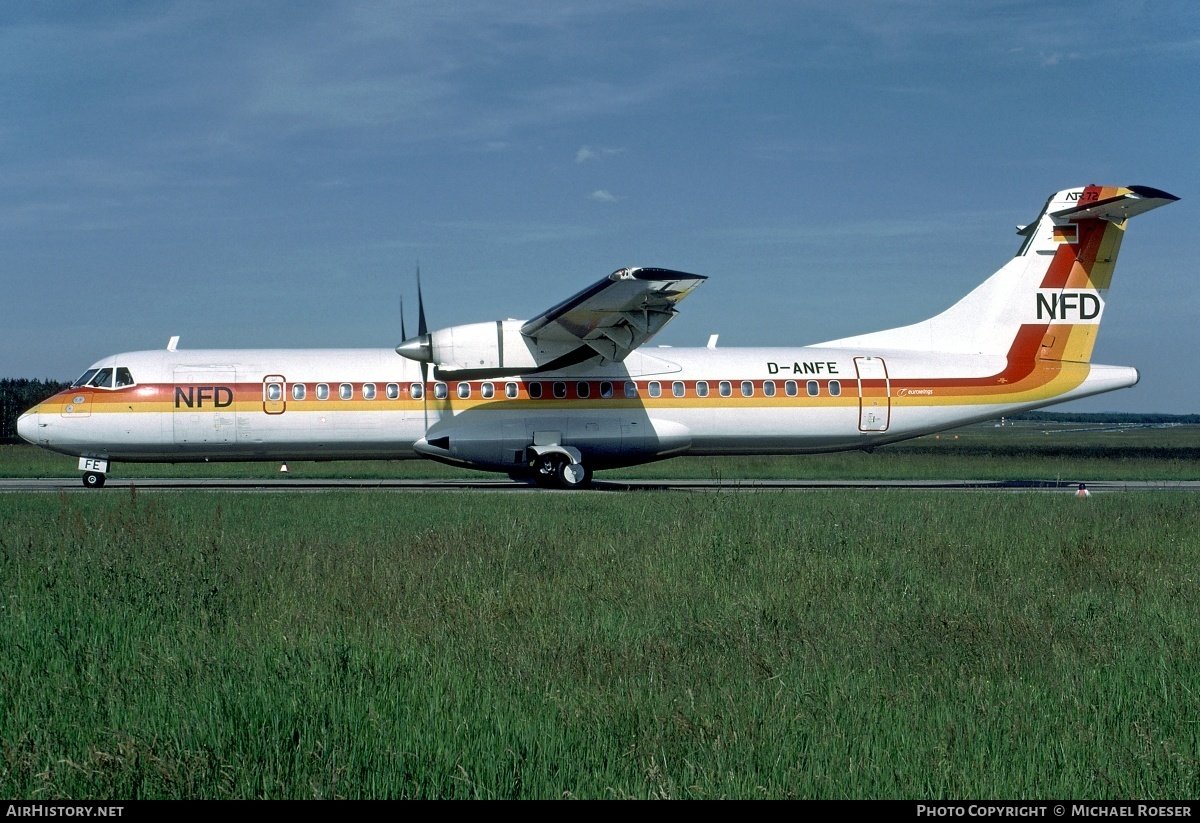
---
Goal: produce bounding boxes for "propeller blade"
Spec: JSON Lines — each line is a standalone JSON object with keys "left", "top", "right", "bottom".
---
{"left": 396, "top": 265, "right": 434, "bottom": 365}
{"left": 417, "top": 265, "right": 428, "bottom": 338}
{"left": 416, "top": 266, "right": 429, "bottom": 431}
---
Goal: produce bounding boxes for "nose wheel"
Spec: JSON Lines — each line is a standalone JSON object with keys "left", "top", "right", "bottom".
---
{"left": 82, "top": 471, "right": 106, "bottom": 488}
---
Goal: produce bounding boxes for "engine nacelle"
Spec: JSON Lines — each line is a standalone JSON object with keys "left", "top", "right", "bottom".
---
{"left": 398, "top": 319, "right": 553, "bottom": 377}
{"left": 431, "top": 320, "right": 538, "bottom": 374}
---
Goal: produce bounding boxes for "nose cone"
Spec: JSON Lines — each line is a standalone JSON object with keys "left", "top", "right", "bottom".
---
{"left": 396, "top": 334, "right": 433, "bottom": 363}
{"left": 16, "top": 409, "right": 38, "bottom": 444}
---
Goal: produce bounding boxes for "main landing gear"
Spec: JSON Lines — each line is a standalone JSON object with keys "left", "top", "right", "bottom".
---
{"left": 532, "top": 452, "right": 593, "bottom": 490}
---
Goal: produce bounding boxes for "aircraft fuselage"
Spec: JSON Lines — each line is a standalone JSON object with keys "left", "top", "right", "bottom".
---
{"left": 17, "top": 341, "right": 1135, "bottom": 472}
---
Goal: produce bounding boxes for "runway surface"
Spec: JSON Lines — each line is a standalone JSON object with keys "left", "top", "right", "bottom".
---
{"left": 2, "top": 477, "right": 1198, "bottom": 493}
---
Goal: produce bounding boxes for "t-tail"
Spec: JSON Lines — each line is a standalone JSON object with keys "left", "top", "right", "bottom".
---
{"left": 815, "top": 185, "right": 1178, "bottom": 363}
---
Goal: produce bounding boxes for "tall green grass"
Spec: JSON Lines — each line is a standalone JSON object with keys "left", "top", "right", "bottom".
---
{"left": 2, "top": 490, "right": 1197, "bottom": 798}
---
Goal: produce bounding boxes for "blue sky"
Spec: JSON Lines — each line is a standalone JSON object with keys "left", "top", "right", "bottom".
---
{"left": 3, "top": 1, "right": 1196, "bottom": 412}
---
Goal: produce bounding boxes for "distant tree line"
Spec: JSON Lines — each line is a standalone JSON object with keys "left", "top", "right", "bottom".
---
{"left": 1, "top": 378, "right": 71, "bottom": 443}
{"left": 1009, "top": 410, "right": 1200, "bottom": 425}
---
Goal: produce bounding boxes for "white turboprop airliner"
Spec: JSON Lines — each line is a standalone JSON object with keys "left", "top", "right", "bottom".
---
{"left": 18, "top": 184, "right": 1178, "bottom": 488}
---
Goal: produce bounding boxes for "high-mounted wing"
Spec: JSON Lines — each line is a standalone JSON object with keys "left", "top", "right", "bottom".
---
{"left": 521, "top": 267, "right": 706, "bottom": 363}
{"left": 396, "top": 266, "right": 707, "bottom": 379}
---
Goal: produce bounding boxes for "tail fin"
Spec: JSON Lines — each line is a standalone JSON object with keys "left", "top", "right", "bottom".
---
{"left": 814, "top": 185, "right": 1178, "bottom": 361}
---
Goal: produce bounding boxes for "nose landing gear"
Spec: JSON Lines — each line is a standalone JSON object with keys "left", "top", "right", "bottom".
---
{"left": 78, "top": 457, "right": 110, "bottom": 489}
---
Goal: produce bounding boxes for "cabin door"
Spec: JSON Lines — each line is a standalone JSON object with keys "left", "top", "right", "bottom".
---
{"left": 854, "top": 356, "right": 890, "bottom": 432}
{"left": 263, "top": 375, "right": 287, "bottom": 415}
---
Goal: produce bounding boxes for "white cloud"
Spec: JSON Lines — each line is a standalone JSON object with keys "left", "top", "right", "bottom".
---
{"left": 576, "top": 145, "right": 625, "bottom": 163}
{"left": 589, "top": 189, "right": 618, "bottom": 203}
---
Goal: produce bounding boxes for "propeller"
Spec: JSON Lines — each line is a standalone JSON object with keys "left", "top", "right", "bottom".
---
{"left": 396, "top": 265, "right": 432, "bottom": 432}
{"left": 396, "top": 265, "right": 433, "bottom": 369}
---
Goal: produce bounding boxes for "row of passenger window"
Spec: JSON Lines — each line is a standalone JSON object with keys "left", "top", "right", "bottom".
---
{"left": 281, "top": 382, "right": 517, "bottom": 402}
{"left": 275, "top": 379, "right": 842, "bottom": 402}
{"left": 644, "top": 379, "right": 842, "bottom": 399}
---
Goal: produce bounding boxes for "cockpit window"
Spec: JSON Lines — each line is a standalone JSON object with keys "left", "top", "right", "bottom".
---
{"left": 72, "top": 369, "right": 99, "bottom": 388}
{"left": 87, "top": 368, "right": 114, "bottom": 389}
{"left": 70, "top": 366, "right": 134, "bottom": 390}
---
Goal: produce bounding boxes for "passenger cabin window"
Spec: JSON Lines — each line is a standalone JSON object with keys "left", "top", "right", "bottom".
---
{"left": 829, "top": 380, "right": 842, "bottom": 396}
{"left": 316, "top": 383, "right": 330, "bottom": 400}
{"left": 672, "top": 381, "right": 685, "bottom": 397}
{"left": 553, "top": 382, "right": 567, "bottom": 399}
{"left": 434, "top": 383, "right": 448, "bottom": 400}
{"left": 648, "top": 382, "right": 661, "bottom": 398}
{"left": 763, "top": 380, "right": 776, "bottom": 397}
{"left": 339, "top": 383, "right": 353, "bottom": 400}
{"left": 266, "top": 383, "right": 283, "bottom": 402}
{"left": 807, "top": 380, "right": 819, "bottom": 397}
{"left": 482, "top": 382, "right": 494, "bottom": 399}
{"left": 386, "top": 383, "right": 399, "bottom": 400}
{"left": 410, "top": 383, "right": 423, "bottom": 400}
{"left": 505, "top": 382, "right": 518, "bottom": 399}
{"left": 600, "top": 381, "right": 613, "bottom": 398}
{"left": 785, "top": 380, "right": 798, "bottom": 397}
{"left": 457, "top": 382, "right": 471, "bottom": 399}
{"left": 115, "top": 368, "right": 135, "bottom": 388}
{"left": 293, "top": 383, "right": 307, "bottom": 401}
{"left": 624, "top": 381, "right": 638, "bottom": 398}
{"left": 363, "top": 383, "right": 376, "bottom": 400}
{"left": 741, "top": 381, "right": 754, "bottom": 397}
{"left": 719, "top": 381, "right": 732, "bottom": 397}
{"left": 576, "top": 382, "right": 590, "bottom": 398}
{"left": 528, "top": 382, "right": 543, "bottom": 399}
{"left": 696, "top": 381, "right": 709, "bottom": 398}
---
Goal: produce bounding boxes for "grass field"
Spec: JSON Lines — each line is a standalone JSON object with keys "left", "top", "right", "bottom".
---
{"left": 2, "top": 486, "right": 1198, "bottom": 799}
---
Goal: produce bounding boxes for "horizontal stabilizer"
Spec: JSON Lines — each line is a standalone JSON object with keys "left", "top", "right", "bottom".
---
{"left": 1052, "top": 185, "right": 1179, "bottom": 222}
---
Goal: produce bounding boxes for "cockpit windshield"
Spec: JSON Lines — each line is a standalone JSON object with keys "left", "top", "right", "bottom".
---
{"left": 71, "top": 369, "right": 99, "bottom": 388}
{"left": 87, "top": 368, "right": 114, "bottom": 388}
{"left": 69, "top": 367, "right": 135, "bottom": 390}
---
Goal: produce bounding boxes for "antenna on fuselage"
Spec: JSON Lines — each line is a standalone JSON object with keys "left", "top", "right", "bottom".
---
{"left": 706, "top": 334, "right": 719, "bottom": 349}
{"left": 167, "top": 336, "right": 180, "bottom": 352}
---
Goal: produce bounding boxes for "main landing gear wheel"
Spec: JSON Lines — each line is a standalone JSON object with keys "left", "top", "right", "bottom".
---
{"left": 533, "top": 454, "right": 592, "bottom": 489}
{"left": 82, "top": 472, "right": 106, "bottom": 489}
{"left": 555, "top": 460, "right": 592, "bottom": 490}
